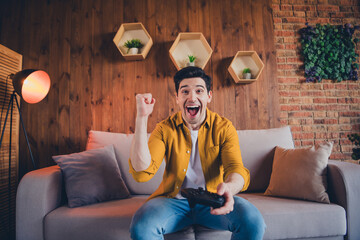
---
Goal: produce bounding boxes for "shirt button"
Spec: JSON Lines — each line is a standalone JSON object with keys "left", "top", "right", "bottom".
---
{"left": 186, "top": 150, "right": 190, "bottom": 154}
{"left": 183, "top": 169, "right": 186, "bottom": 172}
{"left": 176, "top": 186, "right": 179, "bottom": 189}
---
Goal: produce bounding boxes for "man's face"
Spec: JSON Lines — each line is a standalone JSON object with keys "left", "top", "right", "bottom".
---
{"left": 176, "top": 77, "right": 212, "bottom": 129}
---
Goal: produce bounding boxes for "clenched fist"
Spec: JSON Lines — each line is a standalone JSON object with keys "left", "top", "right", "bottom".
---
{"left": 136, "top": 93, "right": 155, "bottom": 117}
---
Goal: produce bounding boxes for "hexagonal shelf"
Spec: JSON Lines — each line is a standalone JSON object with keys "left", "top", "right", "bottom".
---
{"left": 113, "top": 22, "right": 153, "bottom": 61}
{"left": 228, "top": 51, "right": 264, "bottom": 84}
{"left": 169, "top": 32, "right": 213, "bottom": 70}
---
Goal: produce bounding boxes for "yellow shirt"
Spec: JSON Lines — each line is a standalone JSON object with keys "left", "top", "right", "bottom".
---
{"left": 129, "top": 109, "right": 250, "bottom": 200}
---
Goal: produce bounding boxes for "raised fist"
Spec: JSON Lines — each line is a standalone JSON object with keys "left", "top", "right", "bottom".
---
{"left": 136, "top": 93, "right": 155, "bottom": 117}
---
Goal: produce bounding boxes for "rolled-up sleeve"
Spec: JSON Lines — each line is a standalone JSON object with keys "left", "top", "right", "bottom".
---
{"left": 221, "top": 124, "right": 250, "bottom": 192}
{"left": 129, "top": 124, "right": 166, "bottom": 182}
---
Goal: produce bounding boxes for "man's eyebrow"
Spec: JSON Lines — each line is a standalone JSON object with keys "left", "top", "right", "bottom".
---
{"left": 179, "top": 85, "right": 205, "bottom": 89}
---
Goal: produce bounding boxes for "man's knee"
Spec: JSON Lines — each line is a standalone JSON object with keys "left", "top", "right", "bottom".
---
{"left": 130, "top": 205, "right": 162, "bottom": 239}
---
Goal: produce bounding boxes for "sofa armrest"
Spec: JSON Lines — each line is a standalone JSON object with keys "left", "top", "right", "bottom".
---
{"left": 327, "top": 160, "right": 360, "bottom": 240}
{"left": 16, "top": 166, "right": 63, "bottom": 240}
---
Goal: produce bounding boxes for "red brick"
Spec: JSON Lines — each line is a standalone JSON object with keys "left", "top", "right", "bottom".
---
{"left": 300, "top": 91, "right": 325, "bottom": 97}
{"left": 289, "top": 111, "right": 313, "bottom": 118}
{"left": 282, "top": 17, "right": 307, "bottom": 23}
{"left": 277, "top": 64, "right": 298, "bottom": 69}
{"left": 281, "top": 105, "right": 301, "bottom": 111}
{"left": 290, "top": 126, "right": 302, "bottom": 132}
{"left": 340, "top": 0, "right": 358, "bottom": 5}
{"left": 328, "top": 105, "right": 350, "bottom": 111}
{"left": 293, "top": 132, "right": 314, "bottom": 140}
{"left": 340, "top": 6, "right": 353, "bottom": 11}
{"left": 274, "top": 11, "right": 294, "bottom": 17}
{"left": 280, "top": 119, "right": 289, "bottom": 125}
{"left": 306, "top": 11, "right": 318, "bottom": 17}
{"left": 280, "top": 4, "right": 293, "bottom": 10}
{"left": 273, "top": 17, "right": 282, "bottom": 23}
{"left": 314, "top": 105, "right": 327, "bottom": 111}
{"left": 285, "top": 44, "right": 299, "bottom": 50}
{"left": 272, "top": 4, "right": 281, "bottom": 11}
{"left": 293, "top": 5, "right": 316, "bottom": 11}
{"left": 314, "top": 111, "right": 327, "bottom": 118}
{"left": 276, "top": 44, "right": 286, "bottom": 49}
{"left": 307, "top": 18, "right": 330, "bottom": 23}
{"left": 301, "top": 105, "right": 314, "bottom": 110}
{"left": 283, "top": 37, "right": 297, "bottom": 43}
{"left": 279, "top": 91, "right": 300, "bottom": 97}
{"left": 278, "top": 77, "right": 299, "bottom": 83}
{"left": 317, "top": 5, "right": 340, "bottom": 11}
{"left": 294, "top": 11, "right": 306, "bottom": 17}
{"left": 274, "top": 30, "right": 296, "bottom": 37}
{"left": 340, "top": 112, "right": 359, "bottom": 117}
{"left": 330, "top": 12, "right": 354, "bottom": 18}
{"left": 277, "top": 58, "right": 286, "bottom": 63}
{"left": 327, "top": 112, "right": 339, "bottom": 117}
{"left": 339, "top": 117, "right": 351, "bottom": 124}
{"left": 301, "top": 140, "right": 315, "bottom": 146}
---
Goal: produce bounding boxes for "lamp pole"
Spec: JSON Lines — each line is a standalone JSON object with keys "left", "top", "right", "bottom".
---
{"left": 0, "top": 91, "right": 36, "bottom": 235}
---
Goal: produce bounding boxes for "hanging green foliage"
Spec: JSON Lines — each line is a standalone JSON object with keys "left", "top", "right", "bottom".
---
{"left": 299, "top": 23, "right": 359, "bottom": 83}
{"left": 348, "top": 133, "right": 360, "bottom": 161}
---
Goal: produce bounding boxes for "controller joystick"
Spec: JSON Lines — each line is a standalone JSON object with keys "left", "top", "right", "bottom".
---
{"left": 180, "top": 187, "right": 225, "bottom": 209}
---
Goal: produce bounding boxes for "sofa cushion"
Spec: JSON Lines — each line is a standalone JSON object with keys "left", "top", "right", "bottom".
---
{"left": 237, "top": 126, "right": 295, "bottom": 192}
{"left": 240, "top": 193, "right": 346, "bottom": 240}
{"left": 86, "top": 131, "right": 165, "bottom": 195}
{"left": 52, "top": 145, "right": 130, "bottom": 208}
{"left": 264, "top": 142, "right": 332, "bottom": 203}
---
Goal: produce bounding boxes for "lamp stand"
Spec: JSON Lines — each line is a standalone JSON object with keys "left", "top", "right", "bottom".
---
{"left": 0, "top": 91, "right": 36, "bottom": 235}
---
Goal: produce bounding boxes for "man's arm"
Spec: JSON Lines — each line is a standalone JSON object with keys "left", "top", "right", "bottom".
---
{"left": 210, "top": 173, "right": 244, "bottom": 215}
{"left": 130, "top": 93, "right": 155, "bottom": 171}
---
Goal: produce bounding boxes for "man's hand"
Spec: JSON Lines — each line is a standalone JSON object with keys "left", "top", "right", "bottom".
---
{"left": 136, "top": 93, "right": 155, "bottom": 117}
{"left": 210, "top": 183, "right": 235, "bottom": 215}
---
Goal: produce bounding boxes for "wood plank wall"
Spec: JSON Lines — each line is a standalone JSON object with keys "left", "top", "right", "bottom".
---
{"left": 0, "top": 0, "right": 279, "bottom": 178}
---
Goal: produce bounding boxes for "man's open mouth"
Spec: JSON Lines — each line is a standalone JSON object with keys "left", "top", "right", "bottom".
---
{"left": 186, "top": 106, "right": 200, "bottom": 117}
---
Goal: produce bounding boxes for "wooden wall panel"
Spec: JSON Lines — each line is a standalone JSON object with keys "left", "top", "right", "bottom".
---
{"left": 0, "top": 0, "right": 279, "bottom": 178}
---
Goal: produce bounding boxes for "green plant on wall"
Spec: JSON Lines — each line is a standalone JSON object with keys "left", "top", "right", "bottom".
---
{"left": 348, "top": 133, "right": 360, "bottom": 160}
{"left": 299, "top": 23, "right": 359, "bottom": 82}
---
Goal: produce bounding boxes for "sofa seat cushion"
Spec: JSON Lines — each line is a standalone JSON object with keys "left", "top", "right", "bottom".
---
{"left": 44, "top": 196, "right": 147, "bottom": 240}
{"left": 239, "top": 193, "right": 347, "bottom": 240}
{"left": 45, "top": 193, "right": 346, "bottom": 240}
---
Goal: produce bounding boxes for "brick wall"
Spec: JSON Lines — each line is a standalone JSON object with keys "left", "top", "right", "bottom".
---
{"left": 272, "top": 0, "right": 360, "bottom": 160}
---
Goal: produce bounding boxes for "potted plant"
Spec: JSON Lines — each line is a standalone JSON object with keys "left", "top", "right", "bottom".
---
{"left": 242, "top": 68, "right": 251, "bottom": 79}
{"left": 348, "top": 133, "right": 360, "bottom": 163}
{"left": 124, "top": 39, "right": 144, "bottom": 54}
{"left": 187, "top": 55, "right": 196, "bottom": 66}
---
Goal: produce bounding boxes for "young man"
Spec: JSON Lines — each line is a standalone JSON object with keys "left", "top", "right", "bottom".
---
{"left": 129, "top": 67, "right": 265, "bottom": 240}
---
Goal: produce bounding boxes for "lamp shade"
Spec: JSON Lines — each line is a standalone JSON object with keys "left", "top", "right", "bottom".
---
{"left": 11, "top": 69, "right": 51, "bottom": 104}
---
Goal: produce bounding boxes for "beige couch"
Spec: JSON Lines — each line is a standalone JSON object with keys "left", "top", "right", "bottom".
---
{"left": 16, "top": 126, "right": 360, "bottom": 240}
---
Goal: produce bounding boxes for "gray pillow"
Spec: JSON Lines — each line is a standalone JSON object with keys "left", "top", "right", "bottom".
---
{"left": 53, "top": 145, "right": 130, "bottom": 208}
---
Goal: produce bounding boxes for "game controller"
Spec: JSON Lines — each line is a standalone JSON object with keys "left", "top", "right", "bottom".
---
{"left": 181, "top": 187, "right": 225, "bottom": 209}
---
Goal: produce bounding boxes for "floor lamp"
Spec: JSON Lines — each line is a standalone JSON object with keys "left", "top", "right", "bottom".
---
{"left": 0, "top": 69, "right": 50, "bottom": 235}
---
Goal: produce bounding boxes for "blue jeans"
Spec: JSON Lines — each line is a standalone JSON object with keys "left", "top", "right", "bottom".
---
{"left": 130, "top": 196, "right": 266, "bottom": 240}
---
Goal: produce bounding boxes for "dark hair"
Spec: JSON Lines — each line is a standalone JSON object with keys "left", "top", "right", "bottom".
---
{"left": 173, "top": 66, "right": 212, "bottom": 94}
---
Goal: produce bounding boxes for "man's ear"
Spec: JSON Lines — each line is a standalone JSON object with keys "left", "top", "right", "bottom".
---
{"left": 175, "top": 91, "right": 179, "bottom": 104}
{"left": 207, "top": 90, "right": 213, "bottom": 103}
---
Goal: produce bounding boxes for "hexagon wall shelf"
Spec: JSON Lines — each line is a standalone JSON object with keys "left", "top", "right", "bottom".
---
{"left": 228, "top": 51, "right": 264, "bottom": 84}
{"left": 169, "top": 32, "right": 213, "bottom": 70}
{"left": 113, "top": 22, "right": 153, "bottom": 61}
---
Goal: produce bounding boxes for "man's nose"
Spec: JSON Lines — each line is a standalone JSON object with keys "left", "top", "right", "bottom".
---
{"left": 188, "top": 91, "right": 197, "bottom": 101}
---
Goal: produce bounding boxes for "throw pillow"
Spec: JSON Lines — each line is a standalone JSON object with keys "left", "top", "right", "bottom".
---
{"left": 53, "top": 145, "right": 130, "bottom": 208}
{"left": 264, "top": 142, "right": 333, "bottom": 204}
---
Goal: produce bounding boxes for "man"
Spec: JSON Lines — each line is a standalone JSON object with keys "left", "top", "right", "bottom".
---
{"left": 129, "top": 67, "right": 265, "bottom": 240}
